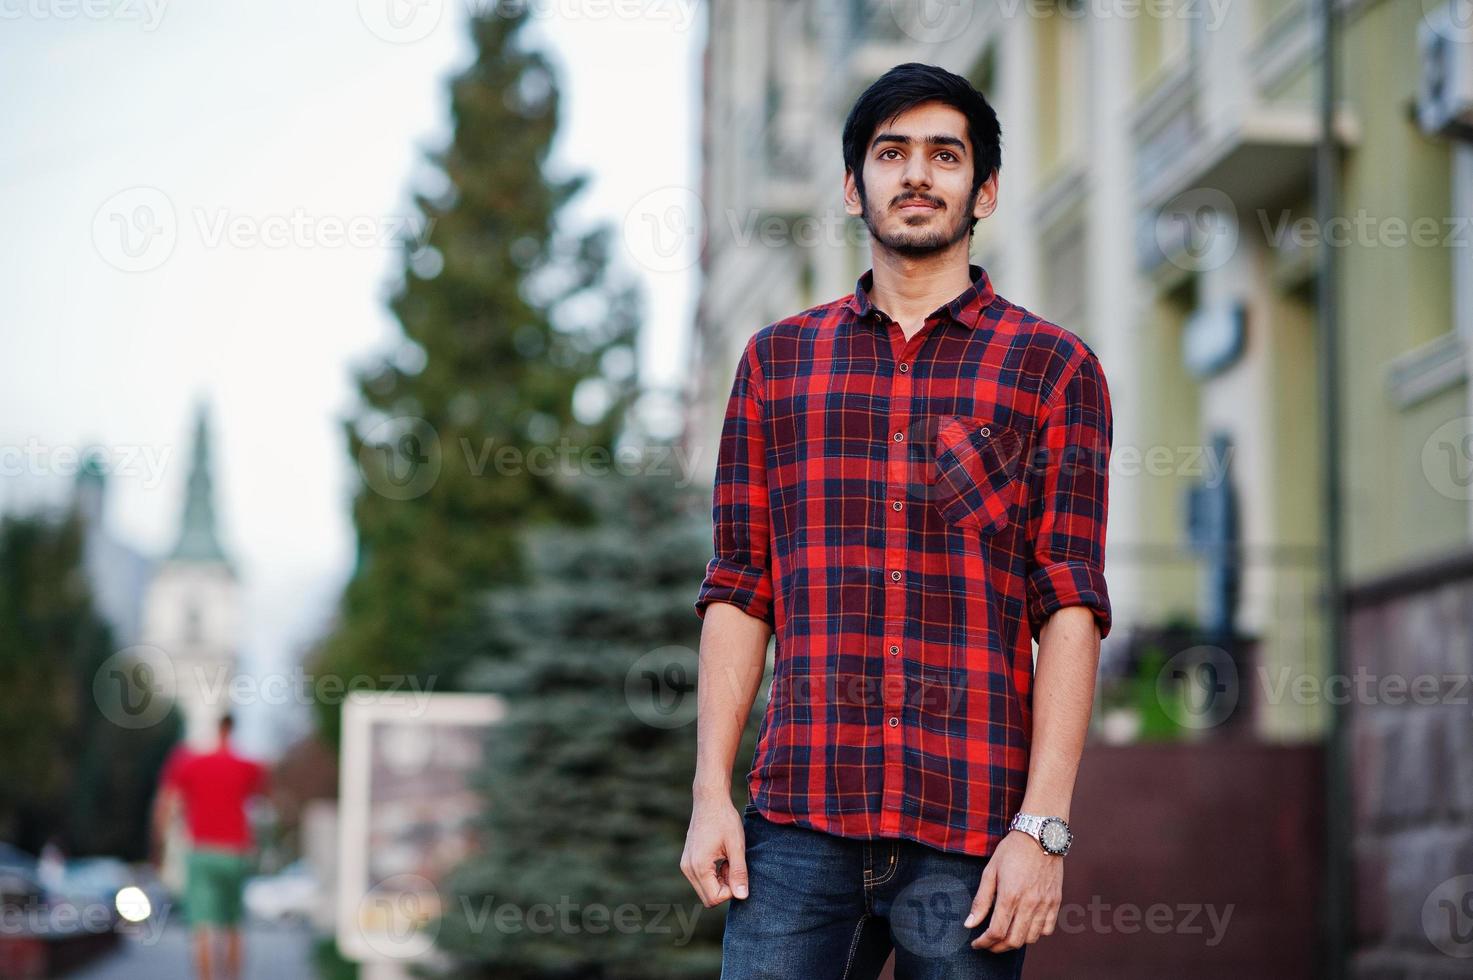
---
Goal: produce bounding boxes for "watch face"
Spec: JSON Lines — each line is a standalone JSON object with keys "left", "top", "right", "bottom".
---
{"left": 1040, "top": 818, "right": 1071, "bottom": 854}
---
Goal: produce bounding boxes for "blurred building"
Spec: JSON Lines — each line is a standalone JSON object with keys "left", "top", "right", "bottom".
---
{"left": 140, "top": 403, "right": 241, "bottom": 750}
{"left": 687, "top": 1, "right": 1473, "bottom": 976}
{"left": 686, "top": 0, "right": 1472, "bottom": 734}
{"left": 73, "top": 455, "right": 153, "bottom": 650}
{"left": 74, "top": 400, "right": 242, "bottom": 750}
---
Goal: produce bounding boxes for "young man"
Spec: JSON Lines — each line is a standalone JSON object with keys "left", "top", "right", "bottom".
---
{"left": 155, "top": 713, "right": 270, "bottom": 980}
{"left": 681, "top": 63, "right": 1114, "bottom": 979}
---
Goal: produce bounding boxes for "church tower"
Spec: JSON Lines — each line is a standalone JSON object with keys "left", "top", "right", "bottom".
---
{"left": 141, "top": 399, "right": 241, "bottom": 750}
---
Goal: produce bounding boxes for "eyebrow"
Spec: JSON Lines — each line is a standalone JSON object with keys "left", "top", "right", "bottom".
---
{"left": 871, "top": 132, "right": 967, "bottom": 155}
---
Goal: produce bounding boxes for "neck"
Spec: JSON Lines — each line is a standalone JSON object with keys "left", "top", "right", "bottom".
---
{"left": 867, "top": 244, "right": 973, "bottom": 326}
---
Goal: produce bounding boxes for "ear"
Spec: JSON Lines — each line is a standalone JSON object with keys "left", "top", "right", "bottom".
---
{"left": 972, "top": 171, "right": 999, "bottom": 221}
{"left": 843, "top": 169, "right": 864, "bottom": 218}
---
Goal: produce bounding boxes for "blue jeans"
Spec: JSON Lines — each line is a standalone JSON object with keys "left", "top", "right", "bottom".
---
{"left": 721, "top": 804, "right": 1027, "bottom": 980}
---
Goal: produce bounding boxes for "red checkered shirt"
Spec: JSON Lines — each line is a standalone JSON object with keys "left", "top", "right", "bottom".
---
{"left": 694, "top": 263, "right": 1114, "bottom": 858}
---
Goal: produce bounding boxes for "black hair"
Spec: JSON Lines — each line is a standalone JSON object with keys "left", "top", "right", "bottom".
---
{"left": 841, "top": 62, "right": 1002, "bottom": 218}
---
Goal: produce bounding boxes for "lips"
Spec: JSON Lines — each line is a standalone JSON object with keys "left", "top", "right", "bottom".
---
{"left": 898, "top": 199, "right": 938, "bottom": 211}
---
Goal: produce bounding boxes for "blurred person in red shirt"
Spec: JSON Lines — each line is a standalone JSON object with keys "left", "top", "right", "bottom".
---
{"left": 153, "top": 713, "right": 269, "bottom": 980}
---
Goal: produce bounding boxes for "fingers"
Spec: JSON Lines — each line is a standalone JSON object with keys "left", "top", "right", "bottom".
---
{"left": 705, "top": 860, "right": 733, "bottom": 906}
{"left": 1041, "top": 905, "right": 1058, "bottom": 939}
{"left": 963, "top": 864, "right": 995, "bottom": 929}
{"left": 1007, "top": 905, "right": 1037, "bottom": 949}
{"left": 967, "top": 847, "right": 1064, "bottom": 951}
{"left": 973, "top": 894, "right": 1055, "bottom": 950}
{"left": 678, "top": 848, "right": 707, "bottom": 905}
{"left": 1020, "top": 901, "right": 1055, "bottom": 945}
{"left": 969, "top": 865, "right": 1016, "bottom": 951}
{"left": 971, "top": 897, "right": 1015, "bottom": 951}
{"left": 725, "top": 835, "right": 749, "bottom": 900}
{"left": 679, "top": 854, "right": 707, "bottom": 905}
{"left": 680, "top": 829, "right": 747, "bottom": 908}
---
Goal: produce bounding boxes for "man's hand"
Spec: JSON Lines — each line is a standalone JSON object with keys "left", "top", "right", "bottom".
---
{"left": 679, "top": 795, "right": 748, "bottom": 907}
{"left": 965, "top": 829, "right": 1063, "bottom": 950}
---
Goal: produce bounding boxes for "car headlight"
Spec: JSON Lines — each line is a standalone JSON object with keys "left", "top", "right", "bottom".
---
{"left": 115, "top": 886, "right": 152, "bottom": 923}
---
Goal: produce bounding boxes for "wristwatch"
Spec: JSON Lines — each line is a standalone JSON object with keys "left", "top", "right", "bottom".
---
{"left": 1008, "top": 812, "right": 1073, "bottom": 856}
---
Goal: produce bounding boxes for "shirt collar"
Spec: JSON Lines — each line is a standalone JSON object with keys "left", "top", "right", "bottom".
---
{"left": 844, "top": 263, "right": 996, "bottom": 330}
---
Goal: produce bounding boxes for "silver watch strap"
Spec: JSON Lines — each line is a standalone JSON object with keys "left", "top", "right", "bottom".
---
{"left": 1009, "top": 812, "right": 1045, "bottom": 835}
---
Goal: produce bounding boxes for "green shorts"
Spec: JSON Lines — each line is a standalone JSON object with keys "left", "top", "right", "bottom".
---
{"left": 184, "top": 847, "right": 251, "bottom": 926}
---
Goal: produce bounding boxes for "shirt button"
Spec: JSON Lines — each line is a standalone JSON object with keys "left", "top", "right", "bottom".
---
{"left": 890, "top": 570, "right": 902, "bottom": 582}
{"left": 893, "top": 431, "right": 903, "bottom": 442}
{"left": 889, "top": 645, "right": 899, "bottom": 656}
{"left": 888, "top": 716, "right": 899, "bottom": 727}
{"left": 980, "top": 426, "right": 990, "bottom": 437}
{"left": 898, "top": 362, "right": 909, "bottom": 373}
{"left": 891, "top": 500, "right": 902, "bottom": 511}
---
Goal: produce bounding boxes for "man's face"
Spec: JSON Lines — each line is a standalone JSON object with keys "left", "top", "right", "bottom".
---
{"left": 845, "top": 101, "right": 996, "bottom": 257}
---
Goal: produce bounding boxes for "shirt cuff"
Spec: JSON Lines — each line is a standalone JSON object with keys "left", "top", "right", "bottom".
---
{"left": 1025, "top": 559, "right": 1112, "bottom": 640}
{"left": 694, "top": 556, "right": 775, "bottom": 625}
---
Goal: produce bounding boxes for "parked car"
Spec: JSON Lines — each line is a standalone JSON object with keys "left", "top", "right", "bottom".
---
{"left": 0, "top": 842, "right": 36, "bottom": 875}
{"left": 50, "top": 857, "right": 136, "bottom": 931}
{"left": 243, "top": 860, "right": 319, "bottom": 925}
{"left": 0, "top": 865, "right": 46, "bottom": 914}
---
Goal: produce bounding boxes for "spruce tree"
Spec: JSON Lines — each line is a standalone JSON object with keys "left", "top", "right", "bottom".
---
{"left": 312, "top": 8, "right": 640, "bottom": 743}
{"left": 437, "top": 470, "right": 767, "bottom": 980}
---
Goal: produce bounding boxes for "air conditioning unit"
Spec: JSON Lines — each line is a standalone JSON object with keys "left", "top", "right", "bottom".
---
{"left": 1417, "top": 3, "right": 1473, "bottom": 138}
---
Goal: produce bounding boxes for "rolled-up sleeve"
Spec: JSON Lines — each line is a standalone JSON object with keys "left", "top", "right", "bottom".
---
{"left": 694, "top": 336, "right": 775, "bottom": 625}
{"left": 1024, "top": 349, "right": 1114, "bottom": 640}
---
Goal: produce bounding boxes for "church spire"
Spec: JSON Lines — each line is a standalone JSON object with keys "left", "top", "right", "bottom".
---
{"left": 168, "top": 400, "right": 230, "bottom": 565}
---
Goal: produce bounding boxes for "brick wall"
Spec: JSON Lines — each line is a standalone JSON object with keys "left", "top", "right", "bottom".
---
{"left": 1346, "top": 550, "right": 1473, "bottom": 977}
{"left": 877, "top": 742, "right": 1325, "bottom": 979}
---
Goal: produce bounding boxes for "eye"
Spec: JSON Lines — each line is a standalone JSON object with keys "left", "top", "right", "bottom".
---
{"left": 879, "top": 148, "right": 900, "bottom": 160}
{"left": 937, "top": 151, "right": 958, "bottom": 162}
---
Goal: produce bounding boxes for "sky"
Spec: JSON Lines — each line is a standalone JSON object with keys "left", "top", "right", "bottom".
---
{"left": 0, "top": 0, "right": 703, "bottom": 755}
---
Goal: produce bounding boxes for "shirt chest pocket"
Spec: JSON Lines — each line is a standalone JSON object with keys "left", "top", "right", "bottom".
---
{"left": 928, "top": 415, "right": 1024, "bottom": 536}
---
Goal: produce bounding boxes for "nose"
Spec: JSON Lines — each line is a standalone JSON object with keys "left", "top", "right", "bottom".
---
{"left": 901, "top": 155, "right": 932, "bottom": 192}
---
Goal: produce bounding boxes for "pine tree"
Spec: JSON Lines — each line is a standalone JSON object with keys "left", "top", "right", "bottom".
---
{"left": 0, "top": 507, "right": 181, "bottom": 858}
{"left": 436, "top": 470, "right": 767, "bottom": 980}
{"left": 312, "top": 8, "right": 641, "bottom": 743}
